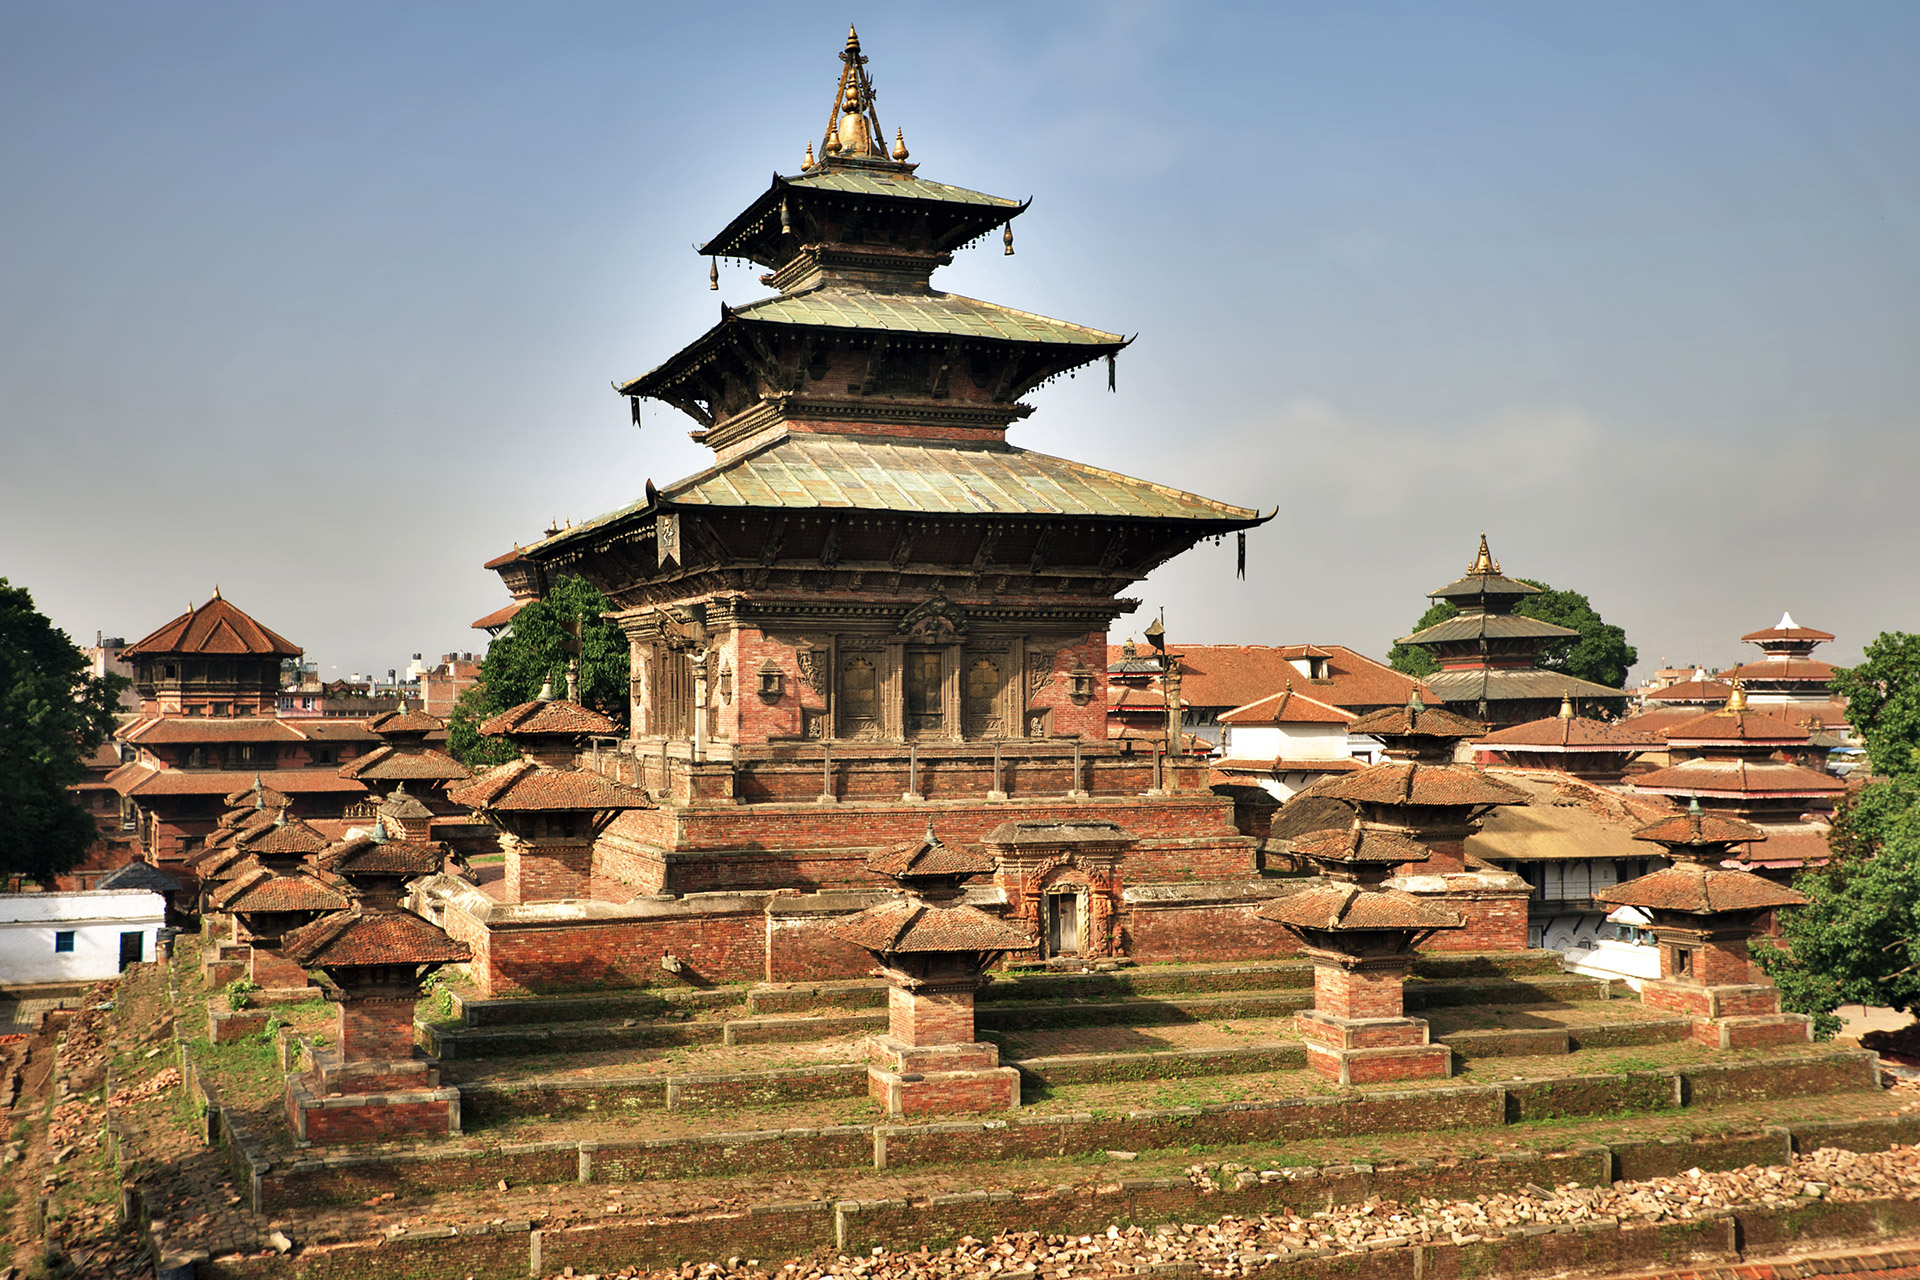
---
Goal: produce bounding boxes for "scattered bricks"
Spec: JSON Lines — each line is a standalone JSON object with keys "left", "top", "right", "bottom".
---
{"left": 1610, "top": 1130, "right": 1793, "bottom": 1182}
{"left": 1502, "top": 1071, "right": 1680, "bottom": 1123}
{"left": 1438, "top": 1026, "right": 1571, "bottom": 1058}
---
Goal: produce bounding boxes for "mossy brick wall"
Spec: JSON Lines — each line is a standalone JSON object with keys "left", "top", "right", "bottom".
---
{"left": 1418, "top": 893, "right": 1529, "bottom": 954}
{"left": 1682, "top": 1051, "right": 1878, "bottom": 1105}
{"left": 768, "top": 912, "right": 887, "bottom": 982}
{"left": 298, "top": 1097, "right": 453, "bottom": 1145}
{"left": 1731, "top": 1193, "right": 1920, "bottom": 1256}
{"left": 1610, "top": 1129, "right": 1790, "bottom": 1182}
{"left": 1503, "top": 1071, "right": 1679, "bottom": 1123}
{"left": 260, "top": 1143, "right": 579, "bottom": 1210}
{"left": 589, "top": 1127, "right": 873, "bottom": 1181}
{"left": 1438, "top": 1028, "right": 1569, "bottom": 1059}
{"left": 543, "top": 1202, "right": 836, "bottom": 1275}
{"left": 460, "top": 1077, "right": 670, "bottom": 1123}
{"left": 1790, "top": 1114, "right": 1920, "bottom": 1154}
{"left": 1128, "top": 903, "right": 1302, "bottom": 962}
{"left": 670, "top": 1064, "right": 867, "bottom": 1110}
{"left": 199, "top": 1225, "right": 532, "bottom": 1280}
{"left": 1567, "top": 1020, "right": 1691, "bottom": 1050}
{"left": 429, "top": 1019, "right": 724, "bottom": 1060}
{"left": 1018, "top": 1044, "right": 1308, "bottom": 1087}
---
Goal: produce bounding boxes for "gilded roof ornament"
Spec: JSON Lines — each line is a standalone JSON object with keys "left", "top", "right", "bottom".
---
{"left": 1724, "top": 677, "right": 1748, "bottom": 714}
{"left": 892, "top": 127, "right": 909, "bottom": 162}
{"left": 802, "top": 140, "right": 816, "bottom": 171}
{"left": 1469, "top": 532, "right": 1495, "bottom": 576}
{"left": 819, "top": 23, "right": 890, "bottom": 164}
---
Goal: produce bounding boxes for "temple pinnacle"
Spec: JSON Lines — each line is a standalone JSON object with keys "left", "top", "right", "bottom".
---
{"left": 1469, "top": 532, "right": 1494, "bottom": 576}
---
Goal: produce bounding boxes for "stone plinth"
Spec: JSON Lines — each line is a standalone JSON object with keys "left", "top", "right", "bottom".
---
{"left": 1640, "top": 979, "right": 1812, "bottom": 1048}
{"left": 865, "top": 1033, "right": 1020, "bottom": 1116}
{"left": 1293, "top": 948, "right": 1450, "bottom": 1084}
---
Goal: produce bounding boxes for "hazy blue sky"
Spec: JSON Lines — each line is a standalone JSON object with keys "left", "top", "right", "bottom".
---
{"left": 4, "top": 2, "right": 1918, "bottom": 681}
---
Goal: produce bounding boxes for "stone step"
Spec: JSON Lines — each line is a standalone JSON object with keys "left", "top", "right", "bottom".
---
{"left": 1404, "top": 974, "right": 1620, "bottom": 1009}
{"left": 451, "top": 985, "right": 746, "bottom": 1028}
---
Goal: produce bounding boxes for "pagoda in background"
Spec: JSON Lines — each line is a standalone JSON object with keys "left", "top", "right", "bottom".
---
{"left": 1399, "top": 536, "right": 1626, "bottom": 728}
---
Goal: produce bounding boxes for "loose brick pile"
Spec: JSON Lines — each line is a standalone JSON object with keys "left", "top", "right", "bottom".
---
{"left": 565, "top": 1143, "right": 1920, "bottom": 1280}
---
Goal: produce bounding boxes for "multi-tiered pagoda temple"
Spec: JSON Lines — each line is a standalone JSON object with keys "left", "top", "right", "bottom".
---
{"left": 441, "top": 30, "right": 1280, "bottom": 996}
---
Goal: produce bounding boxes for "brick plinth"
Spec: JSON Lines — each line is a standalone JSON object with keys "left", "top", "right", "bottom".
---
{"left": 1302, "top": 1040, "right": 1452, "bottom": 1085}
{"left": 888, "top": 983, "right": 976, "bottom": 1047}
{"left": 1641, "top": 979, "right": 1781, "bottom": 1021}
{"left": 1693, "top": 1013, "right": 1814, "bottom": 1049}
{"left": 507, "top": 839, "right": 593, "bottom": 903}
{"left": 314, "top": 1053, "right": 437, "bottom": 1096}
{"left": 1295, "top": 1009, "right": 1433, "bottom": 1051}
{"left": 866, "top": 1034, "right": 1000, "bottom": 1074}
{"left": 286, "top": 1072, "right": 460, "bottom": 1143}
{"left": 866, "top": 1064, "right": 1021, "bottom": 1116}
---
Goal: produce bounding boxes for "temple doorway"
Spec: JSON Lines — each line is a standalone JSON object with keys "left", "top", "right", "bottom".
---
{"left": 1045, "top": 889, "right": 1082, "bottom": 956}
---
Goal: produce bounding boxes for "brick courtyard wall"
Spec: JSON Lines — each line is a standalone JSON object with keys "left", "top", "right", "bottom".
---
{"left": 1124, "top": 900, "right": 1302, "bottom": 962}
{"left": 479, "top": 906, "right": 767, "bottom": 996}
{"left": 507, "top": 839, "right": 593, "bottom": 902}
{"left": 1418, "top": 889, "right": 1530, "bottom": 952}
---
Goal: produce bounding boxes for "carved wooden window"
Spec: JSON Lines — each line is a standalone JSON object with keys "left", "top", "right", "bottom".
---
{"left": 839, "top": 656, "right": 879, "bottom": 738}
{"left": 964, "top": 655, "right": 1003, "bottom": 738}
{"left": 656, "top": 648, "right": 694, "bottom": 739}
{"left": 904, "top": 648, "right": 944, "bottom": 735}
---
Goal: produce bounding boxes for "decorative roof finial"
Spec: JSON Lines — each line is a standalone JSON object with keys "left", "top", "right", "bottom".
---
{"left": 1687, "top": 795, "right": 1703, "bottom": 835}
{"left": 1469, "top": 532, "right": 1494, "bottom": 576}
{"left": 252, "top": 774, "right": 265, "bottom": 809}
{"left": 1778, "top": 609, "right": 1799, "bottom": 631}
{"left": 821, "top": 23, "right": 885, "bottom": 162}
{"left": 212, "top": 584, "right": 222, "bottom": 599}
{"left": 891, "top": 127, "right": 909, "bottom": 162}
{"left": 1407, "top": 686, "right": 1427, "bottom": 714}
{"left": 1559, "top": 694, "right": 1574, "bottom": 719}
{"left": 536, "top": 675, "right": 555, "bottom": 703}
{"left": 1003, "top": 222, "right": 1015, "bottom": 256}
{"left": 802, "top": 140, "right": 816, "bottom": 171}
{"left": 371, "top": 815, "right": 388, "bottom": 844}
{"left": 708, "top": 258, "right": 718, "bottom": 291}
{"left": 1725, "top": 677, "right": 1747, "bottom": 714}
{"left": 273, "top": 804, "right": 288, "bottom": 828}
{"left": 925, "top": 818, "right": 936, "bottom": 844}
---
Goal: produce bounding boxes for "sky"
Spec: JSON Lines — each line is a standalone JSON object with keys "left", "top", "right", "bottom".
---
{"left": 4, "top": 2, "right": 1919, "bottom": 682}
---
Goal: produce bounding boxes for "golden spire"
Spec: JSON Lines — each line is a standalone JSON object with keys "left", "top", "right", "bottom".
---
{"left": 1558, "top": 694, "right": 1574, "bottom": 719}
{"left": 892, "top": 127, "right": 909, "bottom": 162}
{"left": 1468, "top": 532, "right": 1495, "bottom": 576}
{"left": 820, "top": 23, "right": 888, "bottom": 162}
{"left": 1724, "top": 677, "right": 1748, "bottom": 714}
{"left": 802, "top": 140, "right": 816, "bottom": 171}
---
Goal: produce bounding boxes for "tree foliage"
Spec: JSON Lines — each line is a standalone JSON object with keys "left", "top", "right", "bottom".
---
{"left": 0, "top": 579, "right": 129, "bottom": 883}
{"left": 1386, "top": 578, "right": 1637, "bottom": 688}
{"left": 446, "top": 576, "right": 628, "bottom": 767}
{"left": 1753, "top": 777, "right": 1920, "bottom": 1038}
{"left": 1830, "top": 631, "right": 1920, "bottom": 780}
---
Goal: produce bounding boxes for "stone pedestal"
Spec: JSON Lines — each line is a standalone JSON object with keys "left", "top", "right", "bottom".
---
{"left": 865, "top": 1034, "right": 1020, "bottom": 1116}
{"left": 287, "top": 988, "right": 461, "bottom": 1143}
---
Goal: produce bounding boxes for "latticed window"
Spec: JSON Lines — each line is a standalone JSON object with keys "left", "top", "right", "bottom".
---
{"left": 904, "top": 648, "right": 943, "bottom": 734}
{"left": 840, "top": 656, "right": 878, "bottom": 737}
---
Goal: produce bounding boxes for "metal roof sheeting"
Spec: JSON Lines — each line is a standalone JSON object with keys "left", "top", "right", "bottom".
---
{"left": 731, "top": 290, "right": 1123, "bottom": 345}
{"left": 785, "top": 169, "right": 1019, "bottom": 209}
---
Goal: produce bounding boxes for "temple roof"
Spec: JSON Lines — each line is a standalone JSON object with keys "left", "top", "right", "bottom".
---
{"left": 1633, "top": 808, "right": 1768, "bottom": 849}
{"left": 1661, "top": 707, "right": 1813, "bottom": 745}
{"left": 124, "top": 592, "right": 302, "bottom": 659}
{"left": 1643, "top": 679, "right": 1735, "bottom": 704}
{"left": 1425, "top": 536, "right": 1542, "bottom": 606}
{"left": 1594, "top": 863, "right": 1807, "bottom": 914}
{"left": 832, "top": 898, "right": 1033, "bottom": 954}
{"left": 478, "top": 698, "right": 617, "bottom": 739}
{"left": 1722, "top": 658, "right": 1837, "bottom": 683}
{"left": 337, "top": 745, "right": 470, "bottom": 783}
{"left": 1402, "top": 612, "right": 1577, "bottom": 646}
{"left": 1315, "top": 761, "right": 1530, "bottom": 808}
{"left": 316, "top": 831, "right": 443, "bottom": 879}
{"left": 867, "top": 829, "right": 993, "bottom": 880}
{"left": 548, "top": 436, "right": 1264, "bottom": 537}
{"left": 1742, "top": 612, "right": 1834, "bottom": 645}
{"left": 1348, "top": 701, "right": 1486, "bottom": 742}
{"left": 209, "top": 866, "right": 350, "bottom": 913}
{"left": 237, "top": 817, "right": 332, "bottom": 858}
{"left": 1630, "top": 758, "right": 1847, "bottom": 797}
{"left": 1476, "top": 713, "right": 1660, "bottom": 752}
{"left": 1419, "top": 668, "right": 1629, "bottom": 705}
{"left": 445, "top": 759, "right": 652, "bottom": 813}
{"left": 280, "top": 905, "right": 472, "bottom": 969}
{"left": 96, "top": 861, "right": 182, "bottom": 894}
{"left": 367, "top": 709, "right": 447, "bottom": 737}
{"left": 377, "top": 786, "right": 436, "bottom": 821}
{"left": 107, "top": 764, "right": 363, "bottom": 799}
{"left": 1257, "top": 885, "right": 1462, "bottom": 932}
{"left": 120, "top": 717, "right": 309, "bottom": 744}
{"left": 1290, "top": 824, "right": 1432, "bottom": 865}
{"left": 471, "top": 601, "right": 529, "bottom": 632}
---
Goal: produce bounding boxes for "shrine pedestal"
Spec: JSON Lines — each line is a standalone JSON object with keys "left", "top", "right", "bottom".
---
{"left": 1640, "top": 979, "right": 1813, "bottom": 1049}
{"left": 1292, "top": 950, "right": 1453, "bottom": 1085}
{"left": 865, "top": 1035, "right": 1020, "bottom": 1117}
{"left": 286, "top": 988, "right": 462, "bottom": 1143}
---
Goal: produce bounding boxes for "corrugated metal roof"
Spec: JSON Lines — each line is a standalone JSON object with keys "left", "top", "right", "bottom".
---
{"left": 731, "top": 290, "right": 1122, "bottom": 345}
{"left": 786, "top": 169, "right": 1018, "bottom": 209}
{"left": 1422, "top": 669, "right": 1627, "bottom": 703}
{"left": 1402, "top": 612, "right": 1578, "bottom": 646}
{"left": 653, "top": 436, "right": 1261, "bottom": 521}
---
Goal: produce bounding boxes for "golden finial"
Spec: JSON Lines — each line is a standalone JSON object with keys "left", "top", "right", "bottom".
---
{"left": 802, "top": 140, "right": 816, "bottom": 171}
{"left": 1003, "top": 222, "right": 1015, "bottom": 256}
{"left": 708, "top": 258, "right": 719, "bottom": 291}
{"left": 1559, "top": 694, "right": 1574, "bottom": 719}
{"left": 892, "top": 127, "right": 909, "bottom": 162}
{"left": 846, "top": 23, "right": 861, "bottom": 52}
{"left": 1725, "top": 677, "right": 1747, "bottom": 714}
{"left": 1469, "top": 532, "right": 1494, "bottom": 576}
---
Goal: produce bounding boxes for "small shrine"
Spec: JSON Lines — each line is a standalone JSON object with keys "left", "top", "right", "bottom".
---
{"left": 447, "top": 757, "right": 652, "bottom": 902}
{"left": 832, "top": 827, "right": 1033, "bottom": 1115}
{"left": 982, "top": 820, "right": 1131, "bottom": 963}
{"left": 477, "top": 686, "right": 618, "bottom": 769}
{"left": 1257, "top": 820, "right": 1462, "bottom": 1083}
{"left": 1473, "top": 695, "right": 1660, "bottom": 784}
{"left": 1595, "top": 803, "right": 1812, "bottom": 1049}
{"left": 279, "top": 904, "right": 471, "bottom": 1141}
{"left": 1308, "top": 694, "right": 1532, "bottom": 949}
{"left": 207, "top": 814, "right": 345, "bottom": 988}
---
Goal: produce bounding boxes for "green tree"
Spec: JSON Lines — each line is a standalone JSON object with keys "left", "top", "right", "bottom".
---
{"left": 1830, "top": 631, "right": 1920, "bottom": 779}
{"left": 1753, "top": 777, "right": 1920, "bottom": 1038}
{"left": 0, "top": 579, "right": 129, "bottom": 884}
{"left": 446, "top": 576, "right": 628, "bottom": 767}
{"left": 1386, "top": 578, "right": 1637, "bottom": 688}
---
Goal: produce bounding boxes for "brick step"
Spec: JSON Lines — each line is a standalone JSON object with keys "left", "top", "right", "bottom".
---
{"left": 258, "top": 1050, "right": 1892, "bottom": 1210}
{"left": 427, "top": 975, "right": 1617, "bottom": 1059}
{"left": 1436, "top": 1018, "right": 1693, "bottom": 1059}
{"left": 450, "top": 985, "right": 747, "bottom": 1028}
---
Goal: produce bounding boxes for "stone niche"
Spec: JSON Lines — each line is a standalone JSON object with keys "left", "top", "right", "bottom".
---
{"left": 984, "top": 820, "right": 1134, "bottom": 963}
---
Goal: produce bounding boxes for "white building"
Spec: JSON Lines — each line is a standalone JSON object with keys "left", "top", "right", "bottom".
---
{"left": 1212, "top": 684, "right": 1373, "bottom": 802}
{"left": 1562, "top": 904, "right": 1664, "bottom": 990}
{"left": 0, "top": 890, "right": 167, "bottom": 985}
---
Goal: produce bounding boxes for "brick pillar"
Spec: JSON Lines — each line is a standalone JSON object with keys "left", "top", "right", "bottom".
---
{"left": 249, "top": 946, "right": 312, "bottom": 990}
{"left": 1314, "top": 960, "right": 1407, "bottom": 1020}
{"left": 335, "top": 993, "right": 419, "bottom": 1062}
{"left": 888, "top": 982, "right": 976, "bottom": 1047}
{"left": 507, "top": 838, "right": 593, "bottom": 902}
